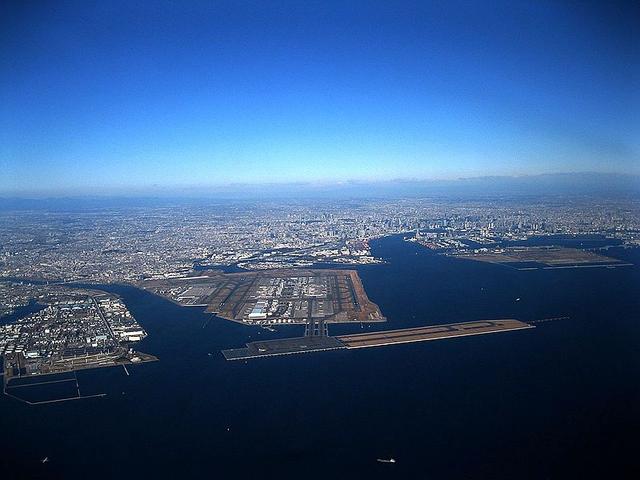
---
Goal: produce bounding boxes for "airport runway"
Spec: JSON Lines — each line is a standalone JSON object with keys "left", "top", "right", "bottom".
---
{"left": 336, "top": 319, "right": 534, "bottom": 349}
{"left": 222, "top": 319, "right": 534, "bottom": 360}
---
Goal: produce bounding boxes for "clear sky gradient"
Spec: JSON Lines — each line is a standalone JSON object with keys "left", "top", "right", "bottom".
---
{"left": 1, "top": 1, "right": 638, "bottom": 194}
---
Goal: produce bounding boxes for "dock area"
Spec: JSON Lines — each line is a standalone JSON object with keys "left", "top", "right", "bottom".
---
{"left": 336, "top": 319, "right": 533, "bottom": 349}
{"left": 222, "top": 319, "right": 533, "bottom": 360}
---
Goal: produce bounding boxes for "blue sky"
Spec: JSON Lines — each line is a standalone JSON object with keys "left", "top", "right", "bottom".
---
{"left": 1, "top": 1, "right": 638, "bottom": 194}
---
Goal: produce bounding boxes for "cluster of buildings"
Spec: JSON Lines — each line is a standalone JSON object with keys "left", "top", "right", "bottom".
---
{"left": 0, "top": 288, "right": 147, "bottom": 375}
{"left": 0, "top": 197, "right": 638, "bottom": 285}
{"left": 1, "top": 195, "right": 635, "bottom": 374}
{"left": 0, "top": 281, "right": 42, "bottom": 318}
{"left": 244, "top": 276, "right": 331, "bottom": 324}
{"left": 96, "top": 296, "right": 146, "bottom": 342}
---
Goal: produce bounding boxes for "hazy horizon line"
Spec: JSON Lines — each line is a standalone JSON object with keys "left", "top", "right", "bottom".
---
{"left": 2, "top": 171, "right": 639, "bottom": 201}
{"left": 0, "top": 171, "right": 640, "bottom": 199}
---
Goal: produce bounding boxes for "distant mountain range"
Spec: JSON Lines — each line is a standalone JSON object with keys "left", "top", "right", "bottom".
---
{"left": 1, "top": 172, "right": 638, "bottom": 209}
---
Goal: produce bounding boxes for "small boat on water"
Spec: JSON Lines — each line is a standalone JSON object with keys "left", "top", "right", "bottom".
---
{"left": 377, "top": 458, "right": 396, "bottom": 464}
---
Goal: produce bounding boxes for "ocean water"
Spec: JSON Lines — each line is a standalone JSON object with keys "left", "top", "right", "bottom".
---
{"left": 1, "top": 235, "right": 639, "bottom": 479}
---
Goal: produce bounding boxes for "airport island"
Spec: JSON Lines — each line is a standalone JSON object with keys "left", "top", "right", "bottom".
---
{"left": 1, "top": 196, "right": 637, "bottom": 396}
{"left": 142, "top": 270, "right": 536, "bottom": 360}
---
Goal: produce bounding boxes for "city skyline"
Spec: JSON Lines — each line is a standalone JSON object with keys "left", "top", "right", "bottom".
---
{"left": 2, "top": 1, "right": 638, "bottom": 195}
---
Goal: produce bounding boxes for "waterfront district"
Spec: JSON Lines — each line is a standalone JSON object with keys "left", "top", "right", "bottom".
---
{"left": 0, "top": 196, "right": 638, "bottom": 390}
{"left": 0, "top": 282, "right": 156, "bottom": 402}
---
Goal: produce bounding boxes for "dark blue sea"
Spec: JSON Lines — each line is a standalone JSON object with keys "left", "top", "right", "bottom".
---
{"left": 2, "top": 235, "right": 639, "bottom": 479}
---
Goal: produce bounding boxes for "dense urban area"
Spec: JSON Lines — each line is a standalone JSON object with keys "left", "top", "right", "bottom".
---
{"left": 1, "top": 196, "right": 638, "bottom": 376}
{"left": 0, "top": 282, "right": 154, "bottom": 389}
{"left": 1, "top": 197, "right": 638, "bottom": 286}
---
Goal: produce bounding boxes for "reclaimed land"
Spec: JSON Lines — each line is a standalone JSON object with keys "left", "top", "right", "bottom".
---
{"left": 336, "top": 319, "right": 533, "bottom": 349}
{"left": 143, "top": 269, "right": 386, "bottom": 324}
{"left": 3, "top": 349, "right": 158, "bottom": 383}
{"left": 449, "top": 246, "right": 628, "bottom": 270}
{"left": 222, "top": 319, "right": 534, "bottom": 360}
